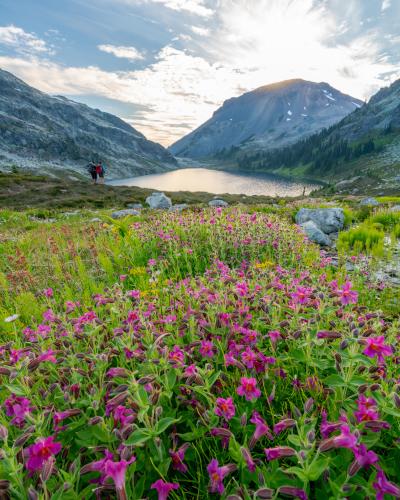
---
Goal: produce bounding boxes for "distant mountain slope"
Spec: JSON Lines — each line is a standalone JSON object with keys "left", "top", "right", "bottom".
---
{"left": 238, "top": 78, "right": 400, "bottom": 188}
{"left": 169, "top": 79, "right": 362, "bottom": 158}
{"left": 0, "top": 69, "right": 176, "bottom": 178}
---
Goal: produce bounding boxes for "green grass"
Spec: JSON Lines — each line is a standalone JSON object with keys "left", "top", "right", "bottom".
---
{"left": 337, "top": 223, "right": 384, "bottom": 255}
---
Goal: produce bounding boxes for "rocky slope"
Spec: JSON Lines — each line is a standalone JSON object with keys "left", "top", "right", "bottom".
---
{"left": 0, "top": 69, "right": 176, "bottom": 178}
{"left": 169, "top": 79, "right": 362, "bottom": 158}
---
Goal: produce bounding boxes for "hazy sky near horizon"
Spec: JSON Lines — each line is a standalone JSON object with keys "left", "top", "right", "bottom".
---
{"left": 0, "top": 0, "right": 399, "bottom": 146}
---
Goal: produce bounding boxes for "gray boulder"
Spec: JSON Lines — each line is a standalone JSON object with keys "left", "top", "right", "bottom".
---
{"left": 146, "top": 192, "right": 172, "bottom": 209}
{"left": 169, "top": 204, "right": 189, "bottom": 212}
{"left": 301, "top": 221, "right": 332, "bottom": 246}
{"left": 390, "top": 205, "right": 400, "bottom": 212}
{"left": 209, "top": 199, "right": 228, "bottom": 207}
{"left": 111, "top": 209, "right": 140, "bottom": 219}
{"left": 126, "top": 203, "right": 143, "bottom": 209}
{"left": 295, "top": 208, "right": 344, "bottom": 234}
{"left": 360, "top": 197, "right": 380, "bottom": 206}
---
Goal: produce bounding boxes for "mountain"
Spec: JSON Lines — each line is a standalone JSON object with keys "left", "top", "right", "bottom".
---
{"left": 169, "top": 79, "right": 362, "bottom": 159}
{"left": 239, "top": 78, "right": 400, "bottom": 193}
{"left": 0, "top": 69, "right": 176, "bottom": 178}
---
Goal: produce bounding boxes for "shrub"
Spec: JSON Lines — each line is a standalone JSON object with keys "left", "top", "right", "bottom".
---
{"left": 337, "top": 224, "right": 384, "bottom": 255}
{"left": 370, "top": 211, "right": 400, "bottom": 229}
{"left": 342, "top": 207, "right": 356, "bottom": 228}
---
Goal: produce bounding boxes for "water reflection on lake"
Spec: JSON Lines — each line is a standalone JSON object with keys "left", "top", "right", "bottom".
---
{"left": 108, "top": 168, "right": 319, "bottom": 197}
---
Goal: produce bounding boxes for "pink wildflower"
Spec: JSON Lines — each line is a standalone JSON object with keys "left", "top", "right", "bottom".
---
{"left": 25, "top": 436, "right": 61, "bottom": 473}
{"left": 183, "top": 364, "right": 198, "bottom": 378}
{"left": 337, "top": 281, "right": 358, "bottom": 305}
{"left": 373, "top": 468, "right": 400, "bottom": 500}
{"left": 112, "top": 405, "right": 136, "bottom": 428}
{"left": 237, "top": 377, "right": 261, "bottom": 401}
{"left": 264, "top": 446, "right": 296, "bottom": 461}
{"left": 250, "top": 411, "right": 273, "bottom": 446}
{"left": 169, "top": 443, "right": 189, "bottom": 473}
{"left": 354, "top": 395, "right": 379, "bottom": 423}
{"left": 273, "top": 419, "right": 296, "bottom": 435}
{"left": 241, "top": 347, "right": 257, "bottom": 368}
{"left": 268, "top": 330, "right": 281, "bottom": 345}
{"left": 37, "top": 349, "right": 57, "bottom": 364}
{"left": 291, "top": 286, "right": 312, "bottom": 305}
{"left": 215, "top": 397, "right": 236, "bottom": 421}
{"left": 151, "top": 479, "right": 179, "bottom": 500}
{"left": 362, "top": 336, "right": 393, "bottom": 363}
{"left": 241, "top": 447, "right": 256, "bottom": 472}
{"left": 4, "top": 394, "right": 33, "bottom": 427}
{"left": 169, "top": 345, "right": 185, "bottom": 365}
{"left": 349, "top": 444, "right": 378, "bottom": 476}
{"left": 207, "top": 458, "right": 236, "bottom": 495}
{"left": 320, "top": 424, "right": 358, "bottom": 451}
{"left": 236, "top": 281, "right": 249, "bottom": 297}
{"left": 104, "top": 458, "right": 135, "bottom": 495}
{"left": 199, "top": 340, "right": 215, "bottom": 358}
{"left": 43, "top": 287, "right": 53, "bottom": 298}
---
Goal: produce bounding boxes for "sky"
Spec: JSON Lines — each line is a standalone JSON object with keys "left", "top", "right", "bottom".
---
{"left": 0, "top": 0, "right": 399, "bottom": 147}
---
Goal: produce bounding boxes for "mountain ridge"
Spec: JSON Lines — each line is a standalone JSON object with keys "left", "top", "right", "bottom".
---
{"left": 0, "top": 68, "right": 176, "bottom": 178}
{"left": 169, "top": 79, "right": 363, "bottom": 158}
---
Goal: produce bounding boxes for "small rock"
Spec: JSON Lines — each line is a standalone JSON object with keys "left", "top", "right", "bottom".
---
{"left": 169, "top": 204, "right": 189, "bottom": 212}
{"left": 301, "top": 221, "right": 332, "bottom": 247}
{"left": 146, "top": 192, "right": 172, "bottom": 209}
{"left": 390, "top": 205, "right": 400, "bottom": 212}
{"left": 90, "top": 217, "right": 102, "bottom": 222}
{"left": 126, "top": 203, "right": 143, "bottom": 210}
{"left": 295, "top": 208, "right": 344, "bottom": 234}
{"left": 111, "top": 209, "right": 140, "bottom": 219}
{"left": 209, "top": 199, "right": 228, "bottom": 207}
{"left": 359, "top": 197, "right": 380, "bottom": 206}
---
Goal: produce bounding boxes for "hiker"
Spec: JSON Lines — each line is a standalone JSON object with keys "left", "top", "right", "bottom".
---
{"left": 96, "top": 161, "right": 105, "bottom": 184}
{"left": 87, "top": 161, "right": 97, "bottom": 184}
{"left": 98, "top": 161, "right": 106, "bottom": 184}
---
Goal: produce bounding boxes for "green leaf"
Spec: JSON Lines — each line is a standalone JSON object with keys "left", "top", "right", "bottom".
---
{"left": 207, "top": 370, "right": 221, "bottom": 388}
{"left": 283, "top": 466, "right": 308, "bottom": 481}
{"left": 156, "top": 417, "right": 180, "bottom": 434}
{"left": 287, "top": 434, "right": 302, "bottom": 447}
{"left": 124, "top": 429, "right": 152, "bottom": 446}
{"left": 228, "top": 438, "right": 241, "bottom": 462}
{"left": 307, "top": 457, "right": 330, "bottom": 480}
{"left": 166, "top": 369, "right": 177, "bottom": 390}
{"left": 288, "top": 349, "right": 307, "bottom": 362}
{"left": 324, "top": 374, "right": 346, "bottom": 387}
{"left": 178, "top": 428, "right": 205, "bottom": 441}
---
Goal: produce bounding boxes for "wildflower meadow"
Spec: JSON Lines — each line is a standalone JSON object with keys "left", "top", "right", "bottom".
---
{"left": 0, "top": 206, "right": 399, "bottom": 499}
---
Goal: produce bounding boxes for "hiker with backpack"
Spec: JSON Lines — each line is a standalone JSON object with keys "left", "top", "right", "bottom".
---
{"left": 87, "top": 161, "right": 97, "bottom": 184}
{"left": 97, "top": 160, "right": 106, "bottom": 184}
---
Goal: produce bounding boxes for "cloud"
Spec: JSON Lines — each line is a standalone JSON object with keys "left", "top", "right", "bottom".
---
{"left": 381, "top": 0, "right": 391, "bottom": 11}
{"left": 0, "top": 25, "right": 54, "bottom": 55}
{"left": 190, "top": 25, "right": 210, "bottom": 36}
{"left": 98, "top": 44, "right": 145, "bottom": 61}
{"left": 125, "top": 0, "right": 214, "bottom": 17}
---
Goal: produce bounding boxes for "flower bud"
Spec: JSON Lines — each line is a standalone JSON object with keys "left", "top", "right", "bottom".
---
{"left": 0, "top": 425, "right": 8, "bottom": 441}
{"left": 255, "top": 488, "right": 274, "bottom": 499}
{"left": 27, "top": 487, "right": 38, "bottom": 500}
